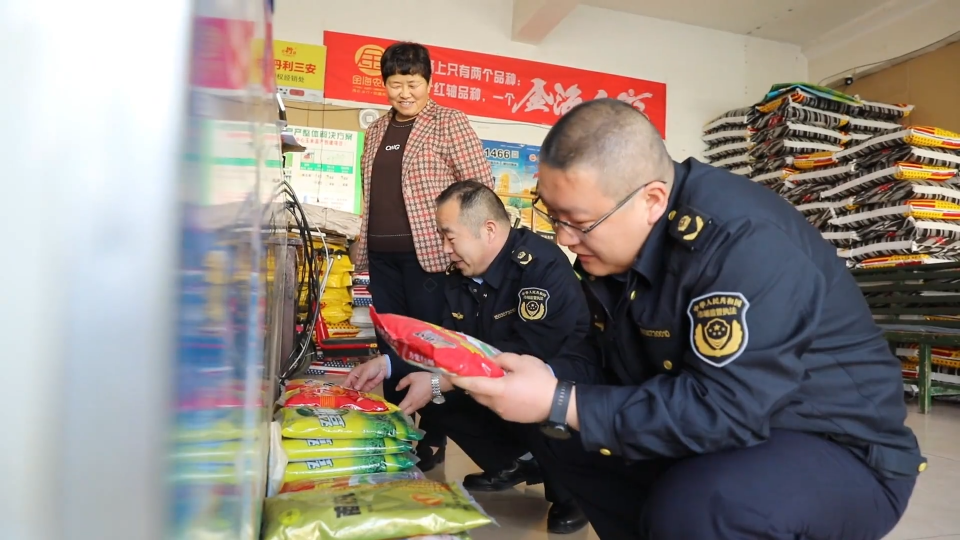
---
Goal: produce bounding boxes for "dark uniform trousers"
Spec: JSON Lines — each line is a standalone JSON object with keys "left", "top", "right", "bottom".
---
{"left": 535, "top": 158, "right": 925, "bottom": 539}
{"left": 532, "top": 428, "right": 915, "bottom": 539}
{"left": 418, "top": 226, "right": 593, "bottom": 505}
{"left": 366, "top": 250, "right": 447, "bottom": 445}
{"left": 419, "top": 389, "right": 571, "bottom": 503}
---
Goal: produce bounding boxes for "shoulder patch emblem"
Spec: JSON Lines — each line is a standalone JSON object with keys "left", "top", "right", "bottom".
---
{"left": 668, "top": 206, "right": 713, "bottom": 249}
{"left": 677, "top": 214, "right": 704, "bottom": 241}
{"left": 513, "top": 248, "right": 534, "bottom": 266}
{"left": 687, "top": 292, "right": 750, "bottom": 367}
{"left": 518, "top": 287, "right": 550, "bottom": 321}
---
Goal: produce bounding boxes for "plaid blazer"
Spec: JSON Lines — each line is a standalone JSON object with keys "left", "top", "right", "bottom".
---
{"left": 354, "top": 100, "right": 494, "bottom": 273}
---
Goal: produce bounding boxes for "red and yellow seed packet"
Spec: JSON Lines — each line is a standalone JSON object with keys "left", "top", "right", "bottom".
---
{"left": 370, "top": 308, "right": 505, "bottom": 378}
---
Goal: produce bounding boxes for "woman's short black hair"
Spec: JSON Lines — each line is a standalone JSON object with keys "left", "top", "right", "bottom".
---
{"left": 380, "top": 42, "right": 432, "bottom": 83}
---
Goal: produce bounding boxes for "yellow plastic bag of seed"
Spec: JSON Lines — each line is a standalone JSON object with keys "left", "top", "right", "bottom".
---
{"left": 280, "top": 470, "right": 426, "bottom": 494}
{"left": 282, "top": 437, "right": 413, "bottom": 462}
{"left": 262, "top": 480, "right": 493, "bottom": 540}
{"left": 282, "top": 452, "right": 419, "bottom": 484}
{"left": 278, "top": 408, "right": 423, "bottom": 441}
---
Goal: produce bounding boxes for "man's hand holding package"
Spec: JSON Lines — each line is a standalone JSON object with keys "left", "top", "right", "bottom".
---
{"left": 451, "top": 353, "right": 572, "bottom": 426}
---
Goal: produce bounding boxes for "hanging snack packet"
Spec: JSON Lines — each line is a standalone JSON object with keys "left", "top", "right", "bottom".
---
{"left": 262, "top": 480, "right": 494, "bottom": 540}
{"left": 279, "top": 408, "right": 424, "bottom": 441}
{"left": 283, "top": 437, "right": 413, "bottom": 462}
{"left": 280, "top": 470, "right": 426, "bottom": 494}
{"left": 280, "top": 381, "right": 399, "bottom": 413}
{"left": 370, "top": 308, "right": 505, "bottom": 378}
{"left": 282, "top": 452, "right": 419, "bottom": 484}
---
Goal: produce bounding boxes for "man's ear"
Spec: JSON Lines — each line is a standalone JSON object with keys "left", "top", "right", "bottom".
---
{"left": 484, "top": 220, "right": 498, "bottom": 241}
{"left": 644, "top": 182, "right": 669, "bottom": 224}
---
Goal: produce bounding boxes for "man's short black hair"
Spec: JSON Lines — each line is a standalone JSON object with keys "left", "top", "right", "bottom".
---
{"left": 539, "top": 98, "right": 673, "bottom": 197}
{"left": 436, "top": 180, "right": 510, "bottom": 234}
{"left": 380, "top": 42, "right": 432, "bottom": 83}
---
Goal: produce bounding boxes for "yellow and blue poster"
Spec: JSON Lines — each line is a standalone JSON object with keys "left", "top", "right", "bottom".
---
{"left": 482, "top": 139, "right": 553, "bottom": 234}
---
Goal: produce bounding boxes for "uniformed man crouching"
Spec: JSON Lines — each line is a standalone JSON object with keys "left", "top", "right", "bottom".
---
{"left": 450, "top": 99, "right": 926, "bottom": 540}
{"left": 346, "top": 180, "right": 591, "bottom": 533}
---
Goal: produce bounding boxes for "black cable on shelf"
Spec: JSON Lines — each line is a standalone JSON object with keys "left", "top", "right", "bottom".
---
{"left": 277, "top": 179, "right": 327, "bottom": 383}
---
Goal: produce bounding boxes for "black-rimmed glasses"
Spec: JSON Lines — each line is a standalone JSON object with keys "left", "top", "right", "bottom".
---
{"left": 532, "top": 185, "right": 645, "bottom": 235}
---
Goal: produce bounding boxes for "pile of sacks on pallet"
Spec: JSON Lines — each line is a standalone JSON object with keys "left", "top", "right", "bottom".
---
{"left": 703, "top": 83, "right": 960, "bottom": 269}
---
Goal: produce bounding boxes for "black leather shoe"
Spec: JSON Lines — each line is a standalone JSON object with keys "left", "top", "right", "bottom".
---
{"left": 462, "top": 460, "right": 543, "bottom": 492}
{"left": 415, "top": 443, "right": 446, "bottom": 473}
{"left": 548, "top": 500, "right": 589, "bottom": 534}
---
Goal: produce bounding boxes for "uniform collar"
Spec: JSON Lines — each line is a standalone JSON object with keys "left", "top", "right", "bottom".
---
{"left": 631, "top": 160, "right": 690, "bottom": 284}
{"left": 479, "top": 228, "right": 520, "bottom": 290}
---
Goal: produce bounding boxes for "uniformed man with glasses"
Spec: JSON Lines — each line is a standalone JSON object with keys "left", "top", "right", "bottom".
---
{"left": 450, "top": 98, "right": 925, "bottom": 539}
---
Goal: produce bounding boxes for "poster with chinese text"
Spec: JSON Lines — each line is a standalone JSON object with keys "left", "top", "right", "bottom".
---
{"left": 200, "top": 120, "right": 282, "bottom": 206}
{"left": 324, "top": 31, "right": 667, "bottom": 137}
{"left": 252, "top": 39, "right": 326, "bottom": 102}
{"left": 286, "top": 126, "right": 363, "bottom": 213}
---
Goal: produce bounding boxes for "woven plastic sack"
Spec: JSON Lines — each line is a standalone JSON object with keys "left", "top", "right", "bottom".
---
{"left": 829, "top": 199, "right": 960, "bottom": 228}
{"left": 855, "top": 254, "right": 955, "bottom": 269}
{"left": 820, "top": 163, "right": 958, "bottom": 200}
{"left": 837, "top": 127, "right": 960, "bottom": 160}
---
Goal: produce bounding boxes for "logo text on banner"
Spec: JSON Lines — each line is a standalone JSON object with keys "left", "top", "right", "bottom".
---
{"left": 253, "top": 39, "right": 327, "bottom": 102}
{"left": 323, "top": 31, "right": 666, "bottom": 137}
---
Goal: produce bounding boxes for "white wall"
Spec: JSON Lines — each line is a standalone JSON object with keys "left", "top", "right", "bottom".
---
{"left": 803, "top": 0, "right": 960, "bottom": 86}
{"left": 275, "top": 0, "right": 807, "bottom": 159}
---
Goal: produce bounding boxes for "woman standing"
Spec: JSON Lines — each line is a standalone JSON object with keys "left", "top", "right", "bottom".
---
{"left": 352, "top": 41, "right": 493, "bottom": 469}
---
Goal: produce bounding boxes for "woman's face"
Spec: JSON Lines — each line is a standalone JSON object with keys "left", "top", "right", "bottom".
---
{"left": 385, "top": 74, "right": 431, "bottom": 120}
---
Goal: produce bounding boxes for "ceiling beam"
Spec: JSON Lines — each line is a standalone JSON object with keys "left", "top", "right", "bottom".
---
{"left": 511, "top": 0, "right": 580, "bottom": 45}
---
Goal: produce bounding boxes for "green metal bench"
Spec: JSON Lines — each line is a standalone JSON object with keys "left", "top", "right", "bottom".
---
{"left": 851, "top": 261, "right": 960, "bottom": 413}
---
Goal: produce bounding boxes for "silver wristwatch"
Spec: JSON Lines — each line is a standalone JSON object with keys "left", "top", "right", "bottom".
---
{"left": 430, "top": 374, "right": 445, "bottom": 404}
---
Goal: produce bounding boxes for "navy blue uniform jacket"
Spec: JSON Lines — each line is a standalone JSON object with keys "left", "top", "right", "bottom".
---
{"left": 443, "top": 227, "right": 590, "bottom": 361}
{"left": 550, "top": 158, "right": 925, "bottom": 480}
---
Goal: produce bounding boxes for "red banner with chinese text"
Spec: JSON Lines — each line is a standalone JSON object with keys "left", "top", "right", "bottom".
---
{"left": 323, "top": 31, "right": 667, "bottom": 137}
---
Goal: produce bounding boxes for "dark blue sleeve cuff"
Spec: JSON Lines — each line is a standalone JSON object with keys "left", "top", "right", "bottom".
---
{"left": 574, "top": 384, "right": 634, "bottom": 456}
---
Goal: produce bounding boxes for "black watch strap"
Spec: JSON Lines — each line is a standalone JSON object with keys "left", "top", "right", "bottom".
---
{"left": 548, "top": 380, "right": 574, "bottom": 426}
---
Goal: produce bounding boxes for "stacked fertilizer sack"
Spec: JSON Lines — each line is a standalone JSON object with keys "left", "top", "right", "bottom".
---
{"left": 895, "top": 345, "right": 960, "bottom": 390}
{"left": 820, "top": 126, "right": 960, "bottom": 269}
{"left": 699, "top": 84, "right": 960, "bottom": 271}
{"left": 701, "top": 106, "right": 759, "bottom": 175}
{"left": 749, "top": 90, "right": 914, "bottom": 237}
{"left": 745, "top": 84, "right": 863, "bottom": 201}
